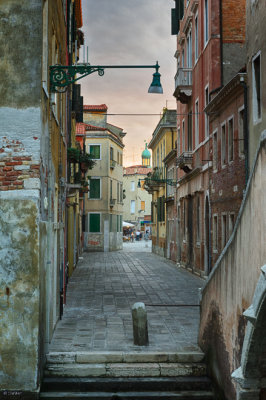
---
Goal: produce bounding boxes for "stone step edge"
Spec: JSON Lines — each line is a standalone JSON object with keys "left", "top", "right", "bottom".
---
{"left": 45, "top": 362, "right": 207, "bottom": 378}
{"left": 40, "top": 391, "right": 214, "bottom": 398}
{"left": 46, "top": 351, "right": 205, "bottom": 365}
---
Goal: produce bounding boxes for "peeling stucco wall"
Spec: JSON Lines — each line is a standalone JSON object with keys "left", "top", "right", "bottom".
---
{"left": 0, "top": 0, "right": 42, "bottom": 108}
{"left": 0, "top": 192, "right": 40, "bottom": 391}
{"left": 199, "top": 133, "right": 266, "bottom": 399}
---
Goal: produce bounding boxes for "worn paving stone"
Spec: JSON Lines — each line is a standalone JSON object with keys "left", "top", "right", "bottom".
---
{"left": 48, "top": 242, "right": 203, "bottom": 353}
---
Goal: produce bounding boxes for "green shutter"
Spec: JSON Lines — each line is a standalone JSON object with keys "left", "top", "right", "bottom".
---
{"left": 90, "top": 179, "right": 100, "bottom": 198}
{"left": 89, "top": 214, "right": 100, "bottom": 232}
{"left": 90, "top": 145, "right": 100, "bottom": 159}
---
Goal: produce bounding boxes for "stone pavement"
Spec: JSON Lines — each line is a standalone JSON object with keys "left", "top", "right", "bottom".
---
{"left": 49, "top": 241, "right": 204, "bottom": 354}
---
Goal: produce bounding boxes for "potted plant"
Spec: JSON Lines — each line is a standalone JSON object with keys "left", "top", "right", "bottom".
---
{"left": 79, "top": 152, "right": 96, "bottom": 172}
{"left": 67, "top": 147, "right": 80, "bottom": 163}
{"left": 80, "top": 178, "right": 89, "bottom": 194}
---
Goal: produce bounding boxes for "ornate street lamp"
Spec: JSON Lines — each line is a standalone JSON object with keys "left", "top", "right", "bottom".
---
{"left": 50, "top": 61, "right": 163, "bottom": 94}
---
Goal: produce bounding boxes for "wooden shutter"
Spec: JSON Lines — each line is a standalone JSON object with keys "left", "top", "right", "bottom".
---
{"left": 90, "top": 179, "right": 100, "bottom": 198}
{"left": 89, "top": 214, "right": 100, "bottom": 232}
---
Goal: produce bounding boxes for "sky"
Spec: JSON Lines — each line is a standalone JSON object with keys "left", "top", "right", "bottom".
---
{"left": 81, "top": 0, "right": 176, "bottom": 166}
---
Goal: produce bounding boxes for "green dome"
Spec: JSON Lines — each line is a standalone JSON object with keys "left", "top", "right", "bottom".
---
{"left": 141, "top": 143, "right": 151, "bottom": 159}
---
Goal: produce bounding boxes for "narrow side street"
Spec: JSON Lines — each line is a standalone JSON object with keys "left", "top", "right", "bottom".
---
{"left": 49, "top": 242, "right": 203, "bottom": 354}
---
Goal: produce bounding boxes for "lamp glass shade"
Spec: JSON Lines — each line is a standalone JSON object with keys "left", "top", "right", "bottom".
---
{"left": 148, "top": 72, "right": 163, "bottom": 94}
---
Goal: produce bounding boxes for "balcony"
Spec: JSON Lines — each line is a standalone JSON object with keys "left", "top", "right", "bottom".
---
{"left": 110, "top": 198, "right": 116, "bottom": 207}
{"left": 173, "top": 68, "right": 192, "bottom": 103}
{"left": 176, "top": 151, "right": 193, "bottom": 173}
{"left": 144, "top": 167, "right": 165, "bottom": 193}
{"left": 110, "top": 159, "right": 116, "bottom": 169}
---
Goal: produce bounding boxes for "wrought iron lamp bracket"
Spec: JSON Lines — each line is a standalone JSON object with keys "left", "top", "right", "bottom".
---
{"left": 49, "top": 62, "right": 161, "bottom": 93}
{"left": 50, "top": 64, "right": 105, "bottom": 93}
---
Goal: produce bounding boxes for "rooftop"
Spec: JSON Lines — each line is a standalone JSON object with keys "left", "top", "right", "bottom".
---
{"left": 83, "top": 104, "right": 108, "bottom": 112}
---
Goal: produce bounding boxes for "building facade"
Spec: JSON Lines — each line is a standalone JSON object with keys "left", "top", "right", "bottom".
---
{"left": 205, "top": 73, "right": 247, "bottom": 267}
{"left": 199, "top": 1, "right": 266, "bottom": 399}
{"left": 0, "top": 0, "right": 82, "bottom": 395}
{"left": 172, "top": 0, "right": 246, "bottom": 276}
{"left": 146, "top": 109, "right": 177, "bottom": 257}
{"left": 76, "top": 104, "right": 125, "bottom": 252}
{"left": 123, "top": 165, "right": 152, "bottom": 228}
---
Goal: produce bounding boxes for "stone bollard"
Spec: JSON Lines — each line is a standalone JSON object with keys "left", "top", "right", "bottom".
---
{"left": 132, "top": 302, "right": 149, "bottom": 346}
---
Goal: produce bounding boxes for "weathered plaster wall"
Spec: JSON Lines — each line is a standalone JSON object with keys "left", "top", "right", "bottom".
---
{"left": 246, "top": 0, "right": 266, "bottom": 171}
{"left": 199, "top": 133, "right": 266, "bottom": 399}
{"left": 0, "top": 192, "right": 40, "bottom": 391}
{"left": 0, "top": 0, "right": 42, "bottom": 107}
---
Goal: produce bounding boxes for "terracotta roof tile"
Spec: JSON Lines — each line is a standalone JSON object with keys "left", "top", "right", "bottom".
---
{"left": 124, "top": 166, "right": 152, "bottom": 176}
{"left": 76, "top": 123, "right": 106, "bottom": 134}
{"left": 83, "top": 104, "right": 108, "bottom": 112}
{"left": 76, "top": 123, "right": 86, "bottom": 134}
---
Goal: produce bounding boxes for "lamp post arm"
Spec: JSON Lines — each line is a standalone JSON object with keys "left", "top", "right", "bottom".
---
{"left": 50, "top": 62, "right": 160, "bottom": 93}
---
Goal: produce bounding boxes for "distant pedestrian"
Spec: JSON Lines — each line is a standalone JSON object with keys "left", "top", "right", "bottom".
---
{"left": 136, "top": 230, "right": 140, "bottom": 241}
{"left": 131, "top": 232, "right": 134, "bottom": 242}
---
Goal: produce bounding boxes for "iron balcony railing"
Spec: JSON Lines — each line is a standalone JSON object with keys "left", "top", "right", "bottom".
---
{"left": 110, "top": 160, "right": 116, "bottom": 169}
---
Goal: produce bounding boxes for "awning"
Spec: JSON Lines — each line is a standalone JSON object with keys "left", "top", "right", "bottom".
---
{"left": 123, "top": 221, "right": 135, "bottom": 228}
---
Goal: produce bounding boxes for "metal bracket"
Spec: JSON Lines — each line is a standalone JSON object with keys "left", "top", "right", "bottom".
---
{"left": 49, "top": 62, "right": 160, "bottom": 93}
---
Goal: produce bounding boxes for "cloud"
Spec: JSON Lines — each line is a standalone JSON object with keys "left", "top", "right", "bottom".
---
{"left": 81, "top": 0, "right": 176, "bottom": 166}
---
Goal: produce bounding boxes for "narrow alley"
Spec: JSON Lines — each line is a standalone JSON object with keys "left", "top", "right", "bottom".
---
{"left": 41, "top": 243, "right": 215, "bottom": 399}
{"left": 49, "top": 242, "right": 203, "bottom": 354}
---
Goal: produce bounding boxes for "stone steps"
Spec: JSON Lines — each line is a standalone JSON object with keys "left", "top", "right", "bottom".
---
{"left": 41, "top": 376, "right": 213, "bottom": 392}
{"left": 44, "top": 351, "right": 207, "bottom": 378}
{"left": 41, "top": 351, "right": 214, "bottom": 399}
{"left": 40, "top": 390, "right": 214, "bottom": 399}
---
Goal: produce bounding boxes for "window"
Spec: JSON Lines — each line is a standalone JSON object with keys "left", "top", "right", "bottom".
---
{"left": 177, "top": 127, "right": 181, "bottom": 156}
{"left": 252, "top": 52, "right": 261, "bottom": 122}
{"left": 109, "top": 214, "right": 113, "bottom": 232}
{"left": 110, "top": 146, "right": 114, "bottom": 160}
{"left": 222, "top": 214, "right": 227, "bottom": 248}
{"left": 195, "top": 14, "right": 198, "bottom": 62}
{"left": 117, "top": 182, "right": 119, "bottom": 202}
{"left": 204, "top": 0, "right": 209, "bottom": 45}
{"left": 228, "top": 213, "right": 235, "bottom": 237}
{"left": 89, "top": 144, "right": 101, "bottom": 159}
{"left": 205, "top": 86, "right": 209, "bottom": 138}
{"left": 188, "top": 110, "right": 193, "bottom": 151}
{"left": 195, "top": 100, "right": 199, "bottom": 147}
{"left": 228, "top": 117, "right": 234, "bottom": 162}
{"left": 89, "top": 213, "right": 100, "bottom": 233}
{"left": 130, "top": 181, "right": 135, "bottom": 191}
{"left": 157, "top": 196, "right": 165, "bottom": 222}
{"left": 120, "top": 183, "right": 123, "bottom": 203}
{"left": 89, "top": 178, "right": 101, "bottom": 199}
{"left": 183, "top": 200, "right": 186, "bottom": 239}
{"left": 182, "top": 119, "right": 185, "bottom": 152}
{"left": 213, "top": 130, "right": 218, "bottom": 171}
{"left": 141, "top": 201, "right": 145, "bottom": 211}
{"left": 157, "top": 148, "right": 159, "bottom": 167}
{"left": 238, "top": 107, "right": 245, "bottom": 157}
{"left": 130, "top": 200, "right": 135, "bottom": 214}
{"left": 182, "top": 49, "right": 185, "bottom": 68}
{"left": 213, "top": 215, "right": 218, "bottom": 251}
{"left": 221, "top": 123, "right": 226, "bottom": 166}
{"left": 196, "top": 197, "right": 201, "bottom": 241}
{"left": 187, "top": 30, "right": 192, "bottom": 68}
{"left": 110, "top": 180, "right": 113, "bottom": 199}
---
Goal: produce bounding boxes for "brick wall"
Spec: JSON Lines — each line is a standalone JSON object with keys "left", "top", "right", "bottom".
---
{"left": 223, "top": 0, "right": 246, "bottom": 43}
{"left": 0, "top": 138, "right": 40, "bottom": 191}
